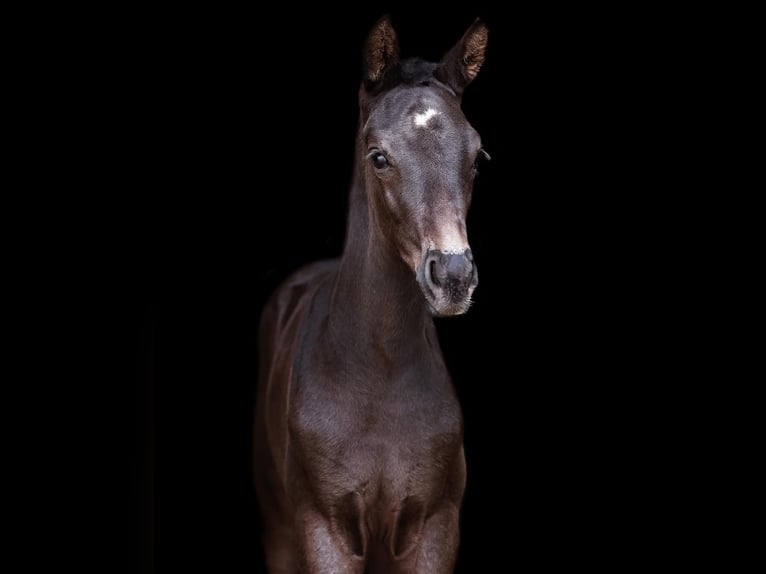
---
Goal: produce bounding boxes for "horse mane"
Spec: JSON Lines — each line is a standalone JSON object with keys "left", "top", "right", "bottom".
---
{"left": 367, "top": 58, "right": 440, "bottom": 94}
{"left": 398, "top": 58, "right": 439, "bottom": 85}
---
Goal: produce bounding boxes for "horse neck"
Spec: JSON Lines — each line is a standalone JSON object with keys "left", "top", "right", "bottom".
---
{"left": 327, "top": 141, "right": 432, "bottom": 365}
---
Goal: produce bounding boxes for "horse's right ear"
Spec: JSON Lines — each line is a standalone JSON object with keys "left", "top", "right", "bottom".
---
{"left": 363, "top": 15, "right": 400, "bottom": 91}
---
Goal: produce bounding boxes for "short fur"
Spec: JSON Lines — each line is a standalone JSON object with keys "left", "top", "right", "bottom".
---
{"left": 254, "top": 16, "right": 489, "bottom": 573}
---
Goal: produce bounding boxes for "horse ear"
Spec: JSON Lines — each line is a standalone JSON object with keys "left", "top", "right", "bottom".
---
{"left": 363, "top": 15, "right": 400, "bottom": 90}
{"left": 437, "top": 19, "right": 488, "bottom": 94}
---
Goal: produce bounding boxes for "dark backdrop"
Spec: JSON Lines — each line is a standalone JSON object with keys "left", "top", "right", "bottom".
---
{"left": 130, "top": 5, "right": 686, "bottom": 572}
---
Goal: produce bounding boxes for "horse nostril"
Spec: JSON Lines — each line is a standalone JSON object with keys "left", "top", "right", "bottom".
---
{"left": 429, "top": 258, "right": 440, "bottom": 287}
{"left": 420, "top": 248, "right": 477, "bottom": 300}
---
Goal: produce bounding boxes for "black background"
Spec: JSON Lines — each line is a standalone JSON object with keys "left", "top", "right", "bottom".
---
{"left": 123, "top": 4, "right": 696, "bottom": 572}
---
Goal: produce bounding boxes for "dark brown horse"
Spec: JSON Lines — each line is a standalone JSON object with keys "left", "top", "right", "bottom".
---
{"left": 255, "top": 16, "right": 489, "bottom": 573}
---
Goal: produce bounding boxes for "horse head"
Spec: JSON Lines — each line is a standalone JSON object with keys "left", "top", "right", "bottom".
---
{"left": 358, "top": 16, "right": 489, "bottom": 316}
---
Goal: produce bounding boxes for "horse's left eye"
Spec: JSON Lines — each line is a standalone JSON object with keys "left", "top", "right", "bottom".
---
{"left": 371, "top": 152, "right": 389, "bottom": 170}
{"left": 473, "top": 148, "right": 491, "bottom": 172}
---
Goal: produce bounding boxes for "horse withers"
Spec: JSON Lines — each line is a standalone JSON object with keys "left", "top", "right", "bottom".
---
{"left": 255, "top": 16, "right": 490, "bottom": 573}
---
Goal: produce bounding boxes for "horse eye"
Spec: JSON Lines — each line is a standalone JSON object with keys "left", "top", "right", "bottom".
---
{"left": 473, "top": 148, "right": 491, "bottom": 171}
{"left": 371, "top": 152, "right": 389, "bottom": 170}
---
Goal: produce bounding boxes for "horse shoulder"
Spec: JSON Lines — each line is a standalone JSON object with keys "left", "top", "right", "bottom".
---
{"left": 255, "top": 259, "right": 339, "bottom": 484}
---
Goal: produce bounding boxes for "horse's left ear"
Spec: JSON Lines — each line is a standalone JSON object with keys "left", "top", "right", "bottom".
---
{"left": 436, "top": 19, "right": 489, "bottom": 94}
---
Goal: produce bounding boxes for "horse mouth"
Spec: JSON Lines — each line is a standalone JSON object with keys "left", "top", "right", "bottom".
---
{"left": 423, "top": 293, "right": 474, "bottom": 317}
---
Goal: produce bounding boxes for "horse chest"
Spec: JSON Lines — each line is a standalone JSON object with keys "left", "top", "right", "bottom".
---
{"left": 289, "top": 372, "right": 463, "bottom": 500}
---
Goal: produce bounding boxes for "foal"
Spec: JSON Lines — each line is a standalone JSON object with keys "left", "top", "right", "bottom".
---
{"left": 255, "top": 16, "right": 489, "bottom": 573}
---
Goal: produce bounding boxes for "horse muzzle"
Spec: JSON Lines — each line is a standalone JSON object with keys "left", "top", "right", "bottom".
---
{"left": 416, "top": 248, "right": 478, "bottom": 316}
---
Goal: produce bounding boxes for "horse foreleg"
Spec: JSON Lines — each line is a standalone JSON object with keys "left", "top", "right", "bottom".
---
{"left": 298, "top": 508, "right": 364, "bottom": 574}
{"left": 412, "top": 503, "right": 461, "bottom": 573}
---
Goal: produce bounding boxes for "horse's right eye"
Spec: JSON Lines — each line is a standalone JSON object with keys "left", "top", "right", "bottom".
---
{"left": 371, "top": 152, "right": 389, "bottom": 169}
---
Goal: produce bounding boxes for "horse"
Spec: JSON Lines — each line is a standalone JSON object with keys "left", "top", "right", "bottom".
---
{"left": 254, "top": 16, "right": 489, "bottom": 573}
